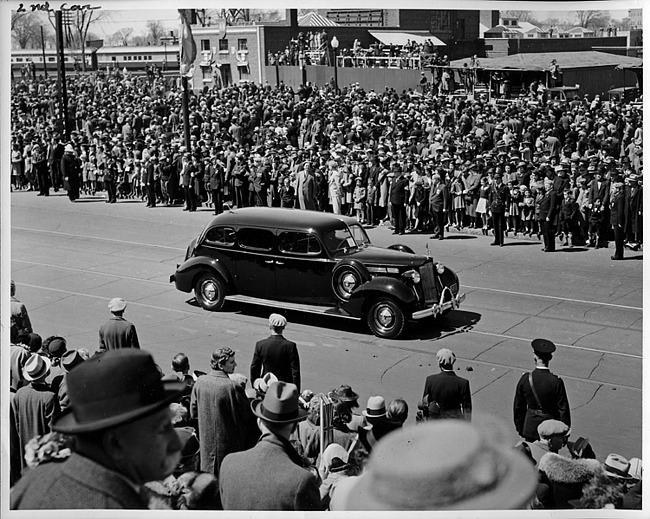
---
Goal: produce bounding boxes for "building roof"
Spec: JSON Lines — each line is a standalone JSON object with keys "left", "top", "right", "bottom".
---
{"left": 298, "top": 12, "right": 339, "bottom": 27}
{"left": 369, "top": 31, "right": 445, "bottom": 47}
{"left": 96, "top": 45, "right": 179, "bottom": 55}
{"left": 450, "top": 51, "right": 643, "bottom": 71}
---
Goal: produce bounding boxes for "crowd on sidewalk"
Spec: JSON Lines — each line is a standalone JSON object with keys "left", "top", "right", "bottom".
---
{"left": 9, "top": 280, "right": 643, "bottom": 510}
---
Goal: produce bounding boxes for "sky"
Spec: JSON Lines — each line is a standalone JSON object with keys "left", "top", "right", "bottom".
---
{"left": 23, "top": 4, "right": 637, "bottom": 41}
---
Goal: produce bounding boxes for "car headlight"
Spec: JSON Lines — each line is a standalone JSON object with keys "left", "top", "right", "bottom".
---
{"left": 435, "top": 262, "right": 446, "bottom": 275}
{"left": 403, "top": 269, "right": 421, "bottom": 283}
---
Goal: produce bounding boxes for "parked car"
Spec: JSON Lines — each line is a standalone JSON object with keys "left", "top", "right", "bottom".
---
{"left": 608, "top": 86, "right": 639, "bottom": 104}
{"left": 170, "top": 207, "right": 465, "bottom": 339}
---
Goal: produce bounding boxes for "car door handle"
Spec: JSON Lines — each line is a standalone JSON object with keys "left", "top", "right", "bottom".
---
{"left": 264, "top": 260, "right": 274, "bottom": 264}
{"left": 275, "top": 261, "right": 284, "bottom": 265}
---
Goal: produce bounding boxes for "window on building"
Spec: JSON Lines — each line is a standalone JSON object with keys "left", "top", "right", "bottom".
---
{"left": 219, "top": 39, "right": 228, "bottom": 52}
{"left": 238, "top": 39, "right": 248, "bottom": 51}
{"left": 16, "top": 58, "right": 23, "bottom": 62}
{"left": 201, "top": 39, "right": 210, "bottom": 52}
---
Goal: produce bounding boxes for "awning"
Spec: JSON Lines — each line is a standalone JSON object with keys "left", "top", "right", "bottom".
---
{"left": 369, "top": 31, "right": 446, "bottom": 47}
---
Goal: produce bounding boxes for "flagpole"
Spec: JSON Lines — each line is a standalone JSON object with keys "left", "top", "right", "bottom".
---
{"left": 182, "top": 76, "right": 191, "bottom": 155}
{"left": 178, "top": 9, "right": 197, "bottom": 155}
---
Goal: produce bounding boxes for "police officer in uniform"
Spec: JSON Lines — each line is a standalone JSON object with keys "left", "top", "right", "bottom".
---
{"left": 513, "top": 338, "right": 570, "bottom": 442}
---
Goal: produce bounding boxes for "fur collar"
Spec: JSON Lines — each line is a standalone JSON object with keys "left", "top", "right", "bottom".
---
{"left": 538, "top": 453, "right": 602, "bottom": 484}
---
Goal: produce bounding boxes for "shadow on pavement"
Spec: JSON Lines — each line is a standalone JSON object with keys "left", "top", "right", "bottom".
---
{"left": 184, "top": 298, "right": 481, "bottom": 341}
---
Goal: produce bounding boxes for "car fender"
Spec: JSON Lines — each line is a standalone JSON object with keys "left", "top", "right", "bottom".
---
{"left": 332, "top": 259, "right": 371, "bottom": 302}
{"left": 387, "top": 244, "right": 415, "bottom": 254}
{"left": 346, "top": 276, "right": 417, "bottom": 317}
{"left": 174, "top": 257, "right": 231, "bottom": 293}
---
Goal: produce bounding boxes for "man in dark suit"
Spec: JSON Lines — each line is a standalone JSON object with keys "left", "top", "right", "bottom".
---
{"left": 389, "top": 166, "right": 409, "bottom": 235}
{"left": 144, "top": 156, "right": 159, "bottom": 208}
{"left": 513, "top": 338, "right": 571, "bottom": 442}
{"left": 98, "top": 298, "right": 140, "bottom": 352}
{"left": 181, "top": 153, "right": 197, "bottom": 212}
{"left": 422, "top": 348, "right": 472, "bottom": 421}
{"left": 11, "top": 349, "right": 185, "bottom": 509}
{"left": 428, "top": 173, "right": 450, "bottom": 240}
{"left": 609, "top": 181, "right": 626, "bottom": 260}
{"left": 538, "top": 178, "right": 558, "bottom": 252}
{"left": 250, "top": 314, "right": 301, "bottom": 391}
{"left": 487, "top": 172, "right": 510, "bottom": 246}
{"left": 219, "top": 381, "right": 322, "bottom": 510}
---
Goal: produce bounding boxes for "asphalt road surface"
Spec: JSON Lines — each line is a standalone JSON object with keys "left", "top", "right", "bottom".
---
{"left": 10, "top": 191, "right": 643, "bottom": 461}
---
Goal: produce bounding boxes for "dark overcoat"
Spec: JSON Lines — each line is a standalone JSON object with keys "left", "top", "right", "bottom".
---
{"left": 422, "top": 370, "right": 472, "bottom": 419}
{"left": 250, "top": 335, "right": 301, "bottom": 390}
{"left": 513, "top": 367, "right": 571, "bottom": 441}
{"left": 98, "top": 316, "right": 140, "bottom": 352}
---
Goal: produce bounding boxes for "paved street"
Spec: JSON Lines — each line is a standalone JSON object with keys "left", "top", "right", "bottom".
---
{"left": 10, "top": 190, "right": 643, "bottom": 460}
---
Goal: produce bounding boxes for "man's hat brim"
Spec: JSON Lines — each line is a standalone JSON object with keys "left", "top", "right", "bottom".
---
{"left": 53, "top": 380, "right": 186, "bottom": 434}
{"left": 251, "top": 398, "right": 308, "bottom": 424}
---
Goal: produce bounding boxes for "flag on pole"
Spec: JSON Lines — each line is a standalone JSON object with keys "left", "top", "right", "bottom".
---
{"left": 178, "top": 9, "right": 197, "bottom": 77}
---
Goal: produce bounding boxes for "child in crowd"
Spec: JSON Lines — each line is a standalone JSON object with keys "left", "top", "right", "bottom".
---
{"left": 476, "top": 176, "right": 490, "bottom": 235}
{"left": 366, "top": 178, "right": 377, "bottom": 226}
{"left": 450, "top": 174, "right": 466, "bottom": 230}
{"left": 520, "top": 187, "right": 535, "bottom": 236}
{"left": 507, "top": 180, "right": 521, "bottom": 235}
{"left": 559, "top": 188, "right": 579, "bottom": 246}
{"left": 588, "top": 199, "right": 604, "bottom": 248}
{"left": 353, "top": 177, "right": 366, "bottom": 223}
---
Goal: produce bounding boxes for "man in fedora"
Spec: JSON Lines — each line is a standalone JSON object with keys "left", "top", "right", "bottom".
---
{"left": 250, "top": 313, "right": 301, "bottom": 391}
{"left": 513, "top": 338, "right": 571, "bottom": 442}
{"left": 11, "top": 349, "right": 185, "bottom": 509}
{"left": 98, "top": 298, "right": 140, "bottom": 352}
{"left": 219, "top": 381, "right": 322, "bottom": 510}
{"left": 421, "top": 348, "right": 472, "bottom": 421}
{"left": 10, "top": 353, "right": 60, "bottom": 481}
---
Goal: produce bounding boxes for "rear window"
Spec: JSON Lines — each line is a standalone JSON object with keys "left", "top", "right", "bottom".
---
{"left": 278, "top": 231, "right": 322, "bottom": 255}
{"left": 238, "top": 228, "right": 275, "bottom": 251}
{"left": 204, "top": 226, "right": 236, "bottom": 246}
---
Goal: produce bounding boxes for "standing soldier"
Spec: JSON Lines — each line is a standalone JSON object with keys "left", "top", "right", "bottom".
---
{"left": 513, "top": 338, "right": 570, "bottom": 442}
{"left": 488, "top": 171, "right": 510, "bottom": 246}
{"left": 61, "top": 144, "right": 81, "bottom": 202}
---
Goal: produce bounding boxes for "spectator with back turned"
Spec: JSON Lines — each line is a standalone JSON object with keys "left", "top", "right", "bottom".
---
{"left": 250, "top": 314, "right": 301, "bottom": 391}
{"left": 98, "top": 298, "right": 140, "bottom": 352}
{"left": 513, "top": 338, "right": 571, "bottom": 442}
{"left": 421, "top": 348, "right": 472, "bottom": 421}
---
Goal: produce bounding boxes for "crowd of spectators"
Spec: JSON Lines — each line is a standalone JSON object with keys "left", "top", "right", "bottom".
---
{"left": 11, "top": 69, "right": 643, "bottom": 253}
{"left": 9, "top": 291, "right": 643, "bottom": 510}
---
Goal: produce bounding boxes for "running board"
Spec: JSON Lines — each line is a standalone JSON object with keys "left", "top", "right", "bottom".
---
{"left": 226, "top": 295, "right": 359, "bottom": 319}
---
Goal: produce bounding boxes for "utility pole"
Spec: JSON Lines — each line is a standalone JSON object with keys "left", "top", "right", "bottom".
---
{"left": 55, "top": 10, "right": 69, "bottom": 140}
{"left": 41, "top": 26, "right": 48, "bottom": 79}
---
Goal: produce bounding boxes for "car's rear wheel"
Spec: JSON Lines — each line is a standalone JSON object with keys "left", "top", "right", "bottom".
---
{"left": 366, "top": 298, "right": 405, "bottom": 339}
{"left": 194, "top": 272, "right": 226, "bottom": 311}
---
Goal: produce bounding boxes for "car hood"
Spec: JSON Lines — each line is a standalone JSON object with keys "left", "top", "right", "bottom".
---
{"left": 341, "top": 245, "right": 429, "bottom": 268}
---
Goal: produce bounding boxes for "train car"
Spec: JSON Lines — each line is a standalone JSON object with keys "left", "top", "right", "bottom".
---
{"left": 95, "top": 45, "right": 180, "bottom": 72}
{"left": 11, "top": 48, "right": 97, "bottom": 74}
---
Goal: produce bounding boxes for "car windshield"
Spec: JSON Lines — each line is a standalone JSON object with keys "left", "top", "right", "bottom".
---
{"left": 323, "top": 224, "right": 370, "bottom": 253}
{"left": 348, "top": 223, "right": 371, "bottom": 247}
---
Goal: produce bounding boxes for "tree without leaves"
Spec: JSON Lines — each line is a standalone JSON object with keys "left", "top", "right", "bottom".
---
{"left": 500, "top": 11, "right": 533, "bottom": 23}
{"left": 147, "top": 20, "right": 165, "bottom": 44}
{"left": 48, "top": 9, "right": 110, "bottom": 71}
{"left": 107, "top": 27, "right": 133, "bottom": 47}
{"left": 575, "top": 10, "right": 611, "bottom": 29}
{"left": 12, "top": 12, "right": 46, "bottom": 49}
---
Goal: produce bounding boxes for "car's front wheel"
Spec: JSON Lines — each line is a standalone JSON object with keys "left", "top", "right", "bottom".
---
{"left": 194, "top": 272, "right": 226, "bottom": 311}
{"left": 366, "top": 298, "right": 405, "bottom": 339}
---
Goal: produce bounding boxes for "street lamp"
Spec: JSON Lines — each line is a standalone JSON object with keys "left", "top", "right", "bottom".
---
{"left": 331, "top": 36, "right": 339, "bottom": 94}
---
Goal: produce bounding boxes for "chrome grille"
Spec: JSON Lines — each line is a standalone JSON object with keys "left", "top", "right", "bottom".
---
{"left": 419, "top": 262, "right": 438, "bottom": 305}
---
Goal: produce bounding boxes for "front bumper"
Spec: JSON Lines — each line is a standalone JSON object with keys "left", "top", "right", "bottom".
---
{"left": 412, "top": 287, "right": 466, "bottom": 320}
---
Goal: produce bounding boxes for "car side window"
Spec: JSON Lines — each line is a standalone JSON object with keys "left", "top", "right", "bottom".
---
{"left": 238, "top": 227, "right": 275, "bottom": 251}
{"left": 278, "top": 231, "right": 322, "bottom": 255}
{"left": 204, "top": 226, "right": 236, "bottom": 247}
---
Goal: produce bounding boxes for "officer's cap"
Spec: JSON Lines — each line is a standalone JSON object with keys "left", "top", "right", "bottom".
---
{"left": 531, "top": 338, "right": 556, "bottom": 355}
